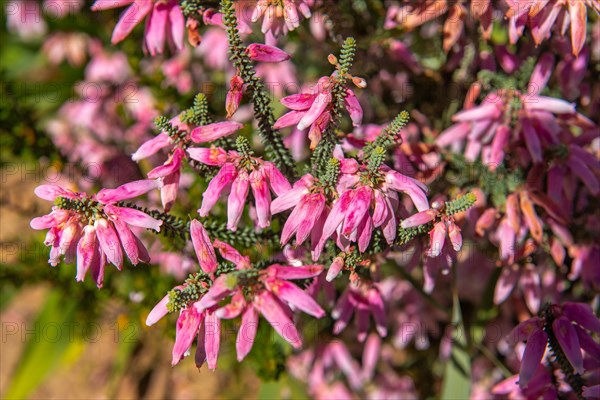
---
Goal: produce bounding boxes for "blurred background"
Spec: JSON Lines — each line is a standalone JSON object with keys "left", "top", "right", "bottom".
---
{"left": 0, "top": 2, "right": 308, "bottom": 398}
{"left": 3, "top": 1, "right": 598, "bottom": 399}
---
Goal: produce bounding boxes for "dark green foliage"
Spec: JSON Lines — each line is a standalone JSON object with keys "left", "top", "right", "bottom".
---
{"left": 181, "top": 93, "right": 212, "bottom": 126}
{"left": 444, "top": 192, "right": 477, "bottom": 216}
{"left": 55, "top": 196, "right": 105, "bottom": 224}
{"left": 445, "top": 154, "right": 524, "bottom": 208}
{"left": 396, "top": 223, "right": 433, "bottom": 247}
{"left": 154, "top": 116, "right": 188, "bottom": 144}
{"left": 167, "top": 283, "right": 207, "bottom": 312}
{"left": 363, "top": 111, "right": 410, "bottom": 158}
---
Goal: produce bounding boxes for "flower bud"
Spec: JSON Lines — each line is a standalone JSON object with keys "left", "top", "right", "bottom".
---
{"left": 226, "top": 75, "right": 244, "bottom": 119}
{"left": 352, "top": 76, "right": 367, "bottom": 88}
{"left": 246, "top": 43, "right": 291, "bottom": 63}
{"left": 186, "top": 19, "right": 202, "bottom": 47}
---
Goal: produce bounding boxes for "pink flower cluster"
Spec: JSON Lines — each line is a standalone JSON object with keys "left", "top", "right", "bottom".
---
{"left": 146, "top": 220, "right": 325, "bottom": 367}
{"left": 275, "top": 76, "right": 363, "bottom": 149}
{"left": 188, "top": 146, "right": 290, "bottom": 230}
{"left": 30, "top": 180, "right": 162, "bottom": 286}
{"left": 132, "top": 117, "right": 243, "bottom": 211}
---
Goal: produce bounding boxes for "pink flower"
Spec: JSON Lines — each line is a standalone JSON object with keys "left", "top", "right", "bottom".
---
{"left": 162, "top": 50, "right": 193, "bottom": 94}
{"left": 275, "top": 76, "right": 363, "bottom": 149}
{"left": 188, "top": 146, "right": 291, "bottom": 230}
{"left": 492, "top": 367, "right": 556, "bottom": 399}
{"left": 246, "top": 43, "right": 291, "bottom": 62}
{"left": 92, "top": 0, "right": 184, "bottom": 55}
{"left": 210, "top": 263, "right": 324, "bottom": 359}
{"left": 147, "top": 147, "right": 184, "bottom": 212}
{"left": 288, "top": 341, "right": 365, "bottom": 397}
{"left": 190, "top": 121, "right": 244, "bottom": 143}
{"left": 133, "top": 117, "right": 243, "bottom": 211}
{"left": 255, "top": 60, "right": 298, "bottom": 98}
{"left": 271, "top": 174, "right": 327, "bottom": 248}
{"left": 312, "top": 157, "right": 429, "bottom": 259}
{"left": 152, "top": 230, "right": 323, "bottom": 363}
{"left": 190, "top": 220, "right": 218, "bottom": 275}
{"left": 385, "top": 1, "right": 493, "bottom": 52}
{"left": 30, "top": 180, "right": 162, "bottom": 287}
{"left": 326, "top": 256, "right": 345, "bottom": 282}
{"left": 145, "top": 219, "right": 238, "bottom": 368}
{"left": 332, "top": 283, "right": 387, "bottom": 342}
{"left": 6, "top": 1, "right": 47, "bottom": 41}
{"left": 42, "top": 32, "right": 89, "bottom": 67}
{"left": 85, "top": 45, "right": 132, "bottom": 84}
{"left": 494, "top": 263, "right": 542, "bottom": 313}
{"left": 250, "top": 0, "right": 314, "bottom": 38}
{"left": 401, "top": 207, "right": 463, "bottom": 258}
{"left": 437, "top": 83, "right": 579, "bottom": 166}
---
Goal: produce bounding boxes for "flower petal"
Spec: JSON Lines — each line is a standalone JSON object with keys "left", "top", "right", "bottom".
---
{"left": 96, "top": 179, "right": 161, "bottom": 203}
{"left": 190, "top": 219, "right": 218, "bottom": 274}
{"left": 553, "top": 316, "right": 584, "bottom": 374}
{"left": 172, "top": 307, "right": 202, "bottom": 366}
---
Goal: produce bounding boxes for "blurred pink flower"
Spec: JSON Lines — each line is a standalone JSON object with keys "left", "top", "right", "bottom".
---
{"left": 92, "top": 0, "right": 184, "bottom": 55}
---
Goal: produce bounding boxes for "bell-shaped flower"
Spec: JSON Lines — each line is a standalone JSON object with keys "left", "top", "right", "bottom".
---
{"left": 188, "top": 146, "right": 291, "bottom": 230}
{"left": 30, "top": 180, "right": 162, "bottom": 286}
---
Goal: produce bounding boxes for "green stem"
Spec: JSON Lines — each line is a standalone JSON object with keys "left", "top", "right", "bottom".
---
{"left": 311, "top": 37, "right": 357, "bottom": 175}
{"left": 116, "top": 202, "right": 278, "bottom": 248}
{"left": 220, "top": 0, "right": 296, "bottom": 178}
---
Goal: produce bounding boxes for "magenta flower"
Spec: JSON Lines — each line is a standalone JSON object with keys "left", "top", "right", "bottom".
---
{"left": 492, "top": 367, "right": 557, "bottom": 399}
{"left": 162, "top": 253, "right": 324, "bottom": 367}
{"left": 190, "top": 121, "right": 244, "bottom": 143}
{"left": 146, "top": 220, "right": 223, "bottom": 368}
{"left": 187, "top": 146, "right": 291, "bottom": 230}
{"left": 326, "top": 256, "right": 345, "bottom": 282}
{"left": 6, "top": 1, "right": 47, "bottom": 41}
{"left": 152, "top": 226, "right": 324, "bottom": 362}
{"left": 147, "top": 147, "right": 185, "bottom": 212}
{"left": 208, "top": 263, "right": 325, "bottom": 359}
{"left": 30, "top": 180, "right": 162, "bottom": 287}
{"left": 569, "top": 244, "right": 600, "bottom": 290}
{"left": 425, "top": 219, "right": 462, "bottom": 257}
{"left": 177, "top": 305, "right": 221, "bottom": 369}
{"left": 274, "top": 76, "right": 363, "bottom": 149}
{"left": 92, "top": 0, "right": 184, "bottom": 55}
{"left": 435, "top": 60, "right": 591, "bottom": 169}
{"left": 271, "top": 174, "right": 327, "bottom": 249}
{"left": 132, "top": 117, "right": 243, "bottom": 211}
{"left": 288, "top": 341, "right": 365, "bottom": 397}
{"left": 401, "top": 207, "right": 463, "bottom": 257}
{"left": 509, "top": 302, "right": 600, "bottom": 388}
{"left": 313, "top": 159, "right": 429, "bottom": 259}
